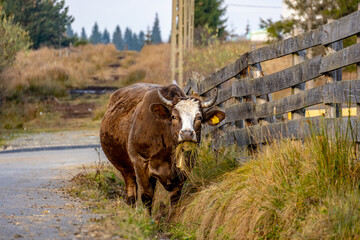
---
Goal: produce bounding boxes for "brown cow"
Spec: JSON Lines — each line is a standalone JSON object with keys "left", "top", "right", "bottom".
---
{"left": 100, "top": 83, "right": 224, "bottom": 213}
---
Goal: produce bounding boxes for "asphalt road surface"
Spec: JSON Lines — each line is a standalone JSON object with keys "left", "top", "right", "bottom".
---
{"left": 0, "top": 147, "right": 106, "bottom": 240}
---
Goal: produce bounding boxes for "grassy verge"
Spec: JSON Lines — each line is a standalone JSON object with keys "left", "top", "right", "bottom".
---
{"left": 174, "top": 119, "right": 360, "bottom": 239}
{"left": 66, "top": 140, "right": 242, "bottom": 239}
{"left": 68, "top": 118, "right": 360, "bottom": 239}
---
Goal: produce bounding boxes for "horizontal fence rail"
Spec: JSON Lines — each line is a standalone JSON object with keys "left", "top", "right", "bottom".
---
{"left": 185, "top": 10, "right": 360, "bottom": 96}
{"left": 227, "top": 80, "right": 360, "bottom": 122}
{"left": 184, "top": 9, "right": 360, "bottom": 148}
{"left": 218, "top": 117, "right": 360, "bottom": 147}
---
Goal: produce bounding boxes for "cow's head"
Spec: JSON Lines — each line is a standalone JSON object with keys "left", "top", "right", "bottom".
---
{"left": 150, "top": 88, "right": 225, "bottom": 145}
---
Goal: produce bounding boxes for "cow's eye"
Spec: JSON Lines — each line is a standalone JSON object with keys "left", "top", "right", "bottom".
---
{"left": 171, "top": 115, "right": 176, "bottom": 120}
{"left": 196, "top": 116, "right": 202, "bottom": 121}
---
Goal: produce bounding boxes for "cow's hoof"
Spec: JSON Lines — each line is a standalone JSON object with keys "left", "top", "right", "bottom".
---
{"left": 127, "top": 196, "right": 136, "bottom": 206}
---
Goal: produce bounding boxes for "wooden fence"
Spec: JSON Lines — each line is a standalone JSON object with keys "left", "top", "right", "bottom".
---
{"left": 183, "top": 8, "right": 360, "bottom": 148}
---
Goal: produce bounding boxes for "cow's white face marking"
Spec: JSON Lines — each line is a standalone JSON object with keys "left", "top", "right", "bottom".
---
{"left": 175, "top": 99, "right": 201, "bottom": 141}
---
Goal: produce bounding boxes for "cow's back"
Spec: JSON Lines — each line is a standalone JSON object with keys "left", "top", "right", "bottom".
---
{"left": 100, "top": 83, "right": 158, "bottom": 170}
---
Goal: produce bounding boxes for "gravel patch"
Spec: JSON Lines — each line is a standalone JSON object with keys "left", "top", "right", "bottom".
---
{"left": 0, "top": 130, "right": 100, "bottom": 152}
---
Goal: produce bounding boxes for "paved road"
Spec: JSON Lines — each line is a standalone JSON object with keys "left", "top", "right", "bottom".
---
{"left": 0, "top": 147, "right": 106, "bottom": 240}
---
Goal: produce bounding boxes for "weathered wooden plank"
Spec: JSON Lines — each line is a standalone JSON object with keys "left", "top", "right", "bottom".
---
{"left": 198, "top": 11, "right": 360, "bottom": 98}
{"left": 230, "top": 117, "right": 360, "bottom": 147}
{"left": 233, "top": 55, "right": 322, "bottom": 98}
{"left": 198, "top": 54, "right": 248, "bottom": 95}
{"left": 247, "top": 10, "right": 360, "bottom": 64}
{"left": 183, "top": 79, "right": 195, "bottom": 95}
{"left": 248, "top": 28, "right": 322, "bottom": 64}
{"left": 256, "top": 87, "right": 323, "bottom": 119}
{"left": 320, "top": 43, "right": 360, "bottom": 74}
{"left": 215, "top": 86, "right": 232, "bottom": 106}
{"left": 233, "top": 43, "right": 360, "bottom": 99}
{"left": 232, "top": 77, "right": 253, "bottom": 98}
{"left": 228, "top": 80, "right": 360, "bottom": 122}
{"left": 323, "top": 80, "right": 360, "bottom": 103}
{"left": 225, "top": 102, "right": 255, "bottom": 123}
{"left": 321, "top": 10, "right": 360, "bottom": 45}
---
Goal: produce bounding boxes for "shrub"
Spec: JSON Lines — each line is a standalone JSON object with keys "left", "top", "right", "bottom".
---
{"left": 0, "top": 7, "right": 30, "bottom": 72}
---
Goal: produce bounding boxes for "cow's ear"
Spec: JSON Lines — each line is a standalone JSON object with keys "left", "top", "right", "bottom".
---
{"left": 204, "top": 110, "right": 225, "bottom": 126}
{"left": 150, "top": 104, "right": 171, "bottom": 120}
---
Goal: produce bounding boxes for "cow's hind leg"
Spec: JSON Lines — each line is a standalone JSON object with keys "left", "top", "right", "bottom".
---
{"left": 133, "top": 160, "right": 157, "bottom": 214}
{"left": 122, "top": 172, "right": 137, "bottom": 206}
{"left": 108, "top": 157, "right": 138, "bottom": 206}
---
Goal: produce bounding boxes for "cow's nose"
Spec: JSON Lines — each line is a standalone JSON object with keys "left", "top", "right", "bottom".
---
{"left": 179, "top": 129, "right": 196, "bottom": 142}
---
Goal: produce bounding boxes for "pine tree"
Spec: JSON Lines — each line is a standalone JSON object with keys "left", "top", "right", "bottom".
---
{"left": 151, "top": 13, "right": 162, "bottom": 44}
{"left": 112, "top": 25, "right": 123, "bottom": 50}
{"left": 124, "top": 27, "right": 133, "bottom": 50}
{"left": 1, "top": 0, "right": 74, "bottom": 49}
{"left": 102, "top": 29, "right": 110, "bottom": 44}
{"left": 194, "top": 0, "right": 227, "bottom": 42}
{"left": 132, "top": 33, "right": 139, "bottom": 51}
{"left": 66, "top": 23, "right": 74, "bottom": 37}
{"left": 138, "top": 31, "right": 145, "bottom": 51}
{"left": 90, "top": 22, "right": 102, "bottom": 44}
{"left": 81, "top": 27, "right": 87, "bottom": 40}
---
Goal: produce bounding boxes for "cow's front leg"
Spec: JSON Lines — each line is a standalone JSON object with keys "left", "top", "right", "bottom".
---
{"left": 134, "top": 160, "right": 156, "bottom": 214}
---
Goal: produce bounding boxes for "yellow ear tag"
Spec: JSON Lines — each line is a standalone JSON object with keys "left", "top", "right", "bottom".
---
{"left": 211, "top": 115, "right": 220, "bottom": 124}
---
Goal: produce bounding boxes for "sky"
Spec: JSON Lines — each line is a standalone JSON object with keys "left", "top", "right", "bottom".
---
{"left": 64, "top": 0, "right": 283, "bottom": 41}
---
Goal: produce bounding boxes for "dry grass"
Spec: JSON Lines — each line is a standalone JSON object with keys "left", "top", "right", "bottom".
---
{"left": 0, "top": 43, "right": 172, "bottom": 132}
{"left": 173, "top": 120, "right": 360, "bottom": 239}
{"left": 184, "top": 40, "right": 252, "bottom": 81}
{"left": 2, "top": 44, "right": 119, "bottom": 97}
{"left": 128, "top": 44, "right": 171, "bottom": 85}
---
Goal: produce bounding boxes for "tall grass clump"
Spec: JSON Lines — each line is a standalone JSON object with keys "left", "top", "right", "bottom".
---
{"left": 183, "top": 139, "right": 242, "bottom": 193}
{"left": 68, "top": 159, "right": 158, "bottom": 239}
{"left": 174, "top": 119, "right": 360, "bottom": 239}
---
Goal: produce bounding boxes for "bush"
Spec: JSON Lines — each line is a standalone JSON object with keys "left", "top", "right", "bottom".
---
{"left": 0, "top": 7, "right": 30, "bottom": 72}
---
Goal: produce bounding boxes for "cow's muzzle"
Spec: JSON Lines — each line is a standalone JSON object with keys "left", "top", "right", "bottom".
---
{"left": 178, "top": 129, "right": 197, "bottom": 142}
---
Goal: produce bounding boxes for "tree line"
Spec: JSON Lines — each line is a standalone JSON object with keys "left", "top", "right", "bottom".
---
{"left": 66, "top": 13, "right": 162, "bottom": 51}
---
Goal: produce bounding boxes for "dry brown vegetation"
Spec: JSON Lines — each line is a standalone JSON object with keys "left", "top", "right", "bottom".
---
{"left": 1, "top": 43, "right": 171, "bottom": 96}
{"left": 0, "top": 43, "right": 172, "bottom": 132}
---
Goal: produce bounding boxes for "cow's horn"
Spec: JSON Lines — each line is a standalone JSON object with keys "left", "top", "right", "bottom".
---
{"left": 201, "top": 89, "right": 218, "bottom": 108}
{"left": 157, "top": 88, "right": 173, "bottom": 107}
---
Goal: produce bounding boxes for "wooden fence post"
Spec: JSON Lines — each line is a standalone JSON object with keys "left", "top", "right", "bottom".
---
{"left": 325, "top": 19, "right": 343, "bottom": 118}
{"left": 291, "top": 29, "right": 306, "bottom": 119}
{"left": 250, "top": 44, "right": 274, "bottom": 125}
{"left": 234, "top": 74, "right": 245, "bottom": 130}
